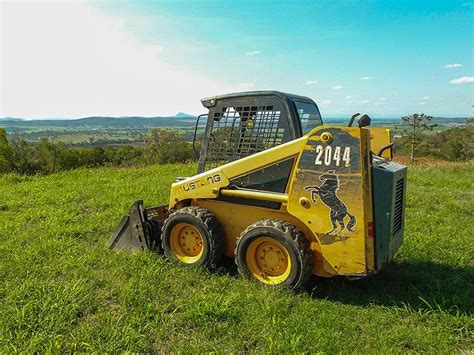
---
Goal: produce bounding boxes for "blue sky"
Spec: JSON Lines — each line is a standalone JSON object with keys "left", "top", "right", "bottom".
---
{"left": 1, "top": 0, "right": 472, "bottom": 118}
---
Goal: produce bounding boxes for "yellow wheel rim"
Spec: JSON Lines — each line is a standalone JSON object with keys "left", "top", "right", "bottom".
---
{"left": 246, "top": 237, "right": 292, "bottom": 285}
{"left": 170, "top": 223, "right": 204, "bottom": 264}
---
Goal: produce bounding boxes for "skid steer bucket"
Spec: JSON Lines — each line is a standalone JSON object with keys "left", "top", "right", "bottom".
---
{"left": 108, "top": 200, "right": 162, "bottom": 252}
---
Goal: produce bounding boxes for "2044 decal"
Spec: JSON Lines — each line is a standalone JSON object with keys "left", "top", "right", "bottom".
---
{"left": 314, "top": 145, "right": 351, "bottom": 167}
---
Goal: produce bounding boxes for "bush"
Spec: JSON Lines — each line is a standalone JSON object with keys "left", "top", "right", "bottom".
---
{"left": 0, "top": 129, "right": 14, "bottom": 173}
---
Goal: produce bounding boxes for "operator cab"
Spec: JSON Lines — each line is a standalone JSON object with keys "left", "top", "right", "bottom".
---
{"left": 195, "top": 91, "right": 322, "bottom": 173}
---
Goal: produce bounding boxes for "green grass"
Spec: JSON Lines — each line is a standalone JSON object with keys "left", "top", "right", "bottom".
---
{"left": 1, "top": 162, "right": 473, "bottom": 352}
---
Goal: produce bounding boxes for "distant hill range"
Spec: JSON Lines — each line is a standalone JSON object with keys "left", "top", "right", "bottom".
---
{"left": 0, "top": 114, "right": 197, "bottom": 128}
{"left": 0, "top": 114, "right": 469, "bottom": 129}
{"left": 0, "top": 117, "right": 24, "bottom": 122}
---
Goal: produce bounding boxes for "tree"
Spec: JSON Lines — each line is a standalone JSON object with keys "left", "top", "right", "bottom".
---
{"left": 144, "top": 128, "right": 195, "bottom": 164}
{"left": 401, "top": 113, "right": 436, "bottom": 163}
{"left": 458, "top": 126, "right": 473, "bottom": 161}
{"left": 103, "top": 145, "right": 143, "bottom": 166}
{"left": 0, "top": 128, "right": 14, "bottom": 173}
{"left": 33, "top": 139, "right": 80, "bottom": 173}
{"left": 76, "top": 147, "right": 105, "bottom": 167}
{"left": 9, "top": 135, "right": 36, "bottom": 173}
{"left": 35, "top": 138, "right": 60, "bottom": 173}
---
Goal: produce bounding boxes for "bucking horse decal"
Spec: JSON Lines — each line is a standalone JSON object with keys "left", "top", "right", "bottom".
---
{"left": 304, "top": 170, "right": 356, "bottom": 234}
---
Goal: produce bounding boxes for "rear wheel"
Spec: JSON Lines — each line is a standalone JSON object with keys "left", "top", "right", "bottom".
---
{"left": 161, "top": 206, "right": 224, "bottom": 270}
{"left": 235, "top": 219, "right": 312, "bottom": 289}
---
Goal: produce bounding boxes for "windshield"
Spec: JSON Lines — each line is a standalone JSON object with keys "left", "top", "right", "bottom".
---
{"left": 295, "top": 101, "right": 322, "bottom": 134}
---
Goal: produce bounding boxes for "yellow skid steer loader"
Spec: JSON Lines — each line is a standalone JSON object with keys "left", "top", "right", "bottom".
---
{"left": 109, "top": 91, "right": 407, "bottom": 289}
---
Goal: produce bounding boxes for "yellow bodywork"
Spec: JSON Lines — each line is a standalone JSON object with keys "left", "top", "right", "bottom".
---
{"left": 369, "top": 127, "right": 392, "bottom": 159}
{"left": 168, "top": 126, "right": 392, "bottom": 277}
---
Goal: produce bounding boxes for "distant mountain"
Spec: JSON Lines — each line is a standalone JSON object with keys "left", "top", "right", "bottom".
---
{"left": 174, "top": 112, "right": 194, "bottom": 118}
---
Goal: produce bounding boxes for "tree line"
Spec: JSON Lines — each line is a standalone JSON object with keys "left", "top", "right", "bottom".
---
{"left": 393, "top": 113, "right": 473, "bottom": 162}
{"left": 1, "top": 116, "right": 472, "bottom": 175}
{"left": 0, "top": 128, "right": 195, "bottom": 174}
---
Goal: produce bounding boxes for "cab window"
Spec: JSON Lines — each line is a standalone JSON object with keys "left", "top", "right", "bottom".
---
{"left": 295, "top": 101, "right": 322, "bottom": 134}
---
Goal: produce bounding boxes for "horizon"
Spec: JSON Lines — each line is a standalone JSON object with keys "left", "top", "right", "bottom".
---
{"left": 1, "top": 113, "right": 470, "bottom": 122}
{"left": 1, "top": 1, "right": 473, "bottom": 118}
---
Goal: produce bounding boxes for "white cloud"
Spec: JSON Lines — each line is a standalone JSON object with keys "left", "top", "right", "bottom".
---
{"left": 417, "top": 102, "right": 428, "bottom": 105}
{"left": 379, "top": 97, "right": 387, "bottom": 101}
{"left": 238, "top": 82, "right": 255, "bottom": 90}
{"left": 360, "top": 76, "right": 374, "bottom": 80}
{"left": 346, "top": 96, "right": 352, "bottom": 100}
{"left": 422, "top": 96, "right": 430, "bottom": 100}
{"left": 305, "top": 80, "right": 317, "bottom": 85}
{"left": 444, "top": 63, "right": 463, "bottom": 68}
{"left": 245, "top": 50, "right": 261, "bottom": 56}
{"left": 449, "top": 76, "right": 474, "bottom": 84}
{"left": 0, "top": 1, "right": 232, "bottom": 118}
{"left": 331, "top": 85, "right": 343, "bottom": 90}
{"left": 360, "top": 99, "right": 371, "bottom": 104}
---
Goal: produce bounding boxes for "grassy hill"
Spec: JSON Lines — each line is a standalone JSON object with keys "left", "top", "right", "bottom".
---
{"left": 0, "top": 162, "right": 473, "bottom": 352}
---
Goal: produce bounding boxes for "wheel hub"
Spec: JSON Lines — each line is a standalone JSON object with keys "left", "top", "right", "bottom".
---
{"left": 179, "top": 226, "right": 203, "bottom": 256}
{"left": 170, "top": 223, "right": 204, "bottom": 263}
{"left": 256, "top": 242, "right": 287, "bottom": 276}
{"left": 246, "top": 237, "right": 291, "bottom": 284}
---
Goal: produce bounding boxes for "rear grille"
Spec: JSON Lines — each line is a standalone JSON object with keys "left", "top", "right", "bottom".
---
{"left": 393, "top": 178, "right": 404, "bottom": 234}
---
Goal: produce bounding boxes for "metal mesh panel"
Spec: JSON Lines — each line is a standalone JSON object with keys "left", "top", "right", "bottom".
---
{"left": 203, "top": 105, "right": 286, "bottom": 171}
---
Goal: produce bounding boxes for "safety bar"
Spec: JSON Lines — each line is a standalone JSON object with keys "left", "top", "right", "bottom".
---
{"left": 192, "top": 113, "right": 207, "bottom": 155}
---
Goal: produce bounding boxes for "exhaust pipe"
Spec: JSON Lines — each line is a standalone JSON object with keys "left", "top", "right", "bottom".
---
{"left": 108, "top": 200, "right": 167, "bottom": 253}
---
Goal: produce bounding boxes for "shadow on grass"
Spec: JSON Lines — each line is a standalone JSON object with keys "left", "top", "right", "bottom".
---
{"left": 306, "top": 260, "right": 474, "bottom": 315}
{"left": 217, "top": 257, "right": 473, "bottom": 315}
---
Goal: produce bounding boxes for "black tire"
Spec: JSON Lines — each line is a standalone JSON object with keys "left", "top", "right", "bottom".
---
{"left": 235, "top": 219, "right": 312, "bottom": 289}
{"left": 147, "top": 219, "right": 163, "bottom": 253}
{"left": 161, "top": 206, "right": 224, "bottom": 270}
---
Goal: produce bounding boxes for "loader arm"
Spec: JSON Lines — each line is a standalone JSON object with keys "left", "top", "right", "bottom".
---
{"left": 169, "top": 136, "right": 307, "bottom": 207}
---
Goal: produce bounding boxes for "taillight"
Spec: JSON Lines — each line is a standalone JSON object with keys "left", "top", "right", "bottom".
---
{"left": 368, "top": 221, "right": 374, "bottom": 238}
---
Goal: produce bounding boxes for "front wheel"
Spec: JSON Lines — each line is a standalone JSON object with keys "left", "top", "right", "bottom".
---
{"left": 161, "top": 206, "right": 224, "bottom": 270}
{"left": 235, "top": 219, "right": 313, "bottom": 289}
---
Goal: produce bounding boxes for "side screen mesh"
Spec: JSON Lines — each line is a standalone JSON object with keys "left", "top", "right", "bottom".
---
{"left": 203, "top": 103, "right": 289, "bottom": 171}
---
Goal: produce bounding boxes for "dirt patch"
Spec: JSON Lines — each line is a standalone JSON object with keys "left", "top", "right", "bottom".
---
{"left": 393, "top": 156, "right": 466, "bottom": 167}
